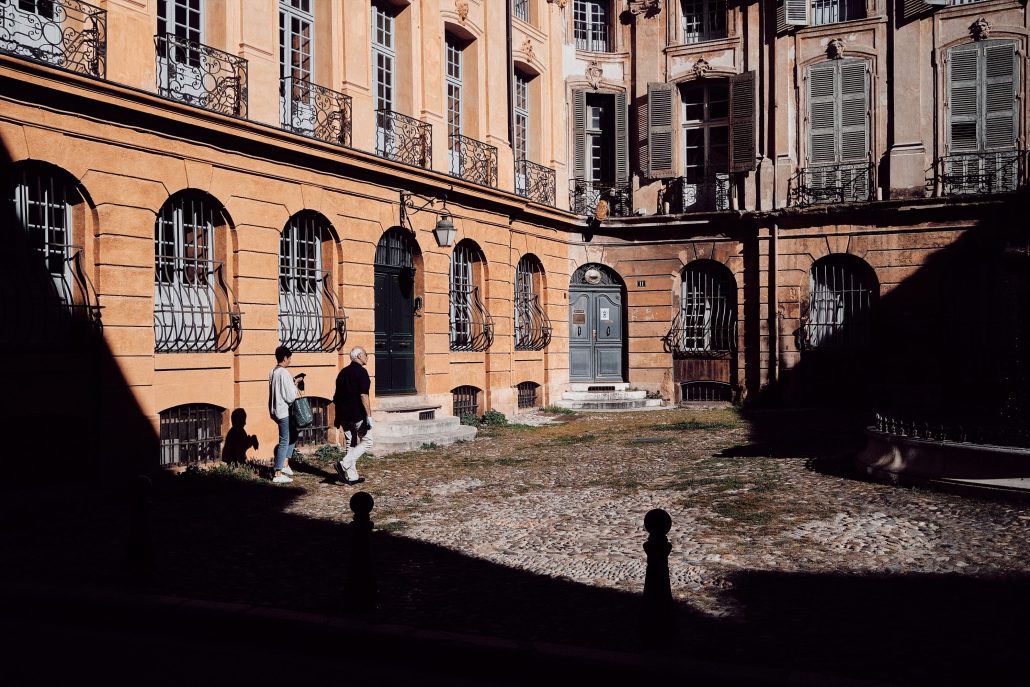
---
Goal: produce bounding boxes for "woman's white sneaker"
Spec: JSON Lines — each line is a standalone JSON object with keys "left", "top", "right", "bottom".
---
{"left": 271, "top": 474, "right": 293, "bottom": 484}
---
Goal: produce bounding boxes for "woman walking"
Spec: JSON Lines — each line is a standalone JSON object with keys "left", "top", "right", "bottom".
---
{"left": 269, "top": 345, "right": 300, "bottom": 484}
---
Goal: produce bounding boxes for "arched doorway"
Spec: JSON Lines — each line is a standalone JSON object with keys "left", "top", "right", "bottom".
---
{"left": 569, "top": 263, "right": 625, "bottom": 382}
{"left": 374, "top": 228, "right": 417, "bottom": 395}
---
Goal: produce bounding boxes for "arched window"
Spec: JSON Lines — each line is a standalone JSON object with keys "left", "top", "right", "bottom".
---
{"left": 159, "top": 403, "right": 224, "bottom": 467}
{"left": 514, "top": 254, "right": 551, "bottom": 351}
{"left": 154, "top": 191, "right": 241, "bottom": 353}
{"left": 279, "top": 212, "right": 345, "bottom": 352}
{"left": 449, "top": 241, "right": 493, "bottom": 351}
{"left": 670, "top": 261, "right": 737, "bottom": 355}
{"left": 804, "top": 255, "right": 877, "bottom": 351}
{"left": 452, "top": 385, "right": 481, "bottom": 419}
{"left": 516, "top": 381, "right": 540, "bottom": 409}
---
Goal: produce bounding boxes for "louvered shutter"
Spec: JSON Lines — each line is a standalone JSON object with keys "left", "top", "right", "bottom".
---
{"left": 808, "top": 62, "right": 837, "bottom": 165}
{"left": 839, "top": 60, "right": 868, "bottom": 162}
{"left": 573, "top": 89, "right": 587, "bottom": 179}
{"left": 983, "top": 42, "right": 1016, "bottom": 151}
{"left": 730, "top": 71, "right": 757, "bottom": 173}
{"left": 784, "top": 0, "right": 810, "bottom": 25}
{"left": 922, "top": 0, "right": 948, "bottom": 5}
{"left": 615, "top": 90, "right": 629, "bottom": 187}
{"left": 948, "top": 45, "right": 979, "bottom": 153}
{"left": 647, "top": 83, "right": 676, "bottom": 178}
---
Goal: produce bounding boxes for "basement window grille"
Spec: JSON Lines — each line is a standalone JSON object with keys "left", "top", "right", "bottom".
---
{"left": 516, "top": 381, "right": 540, "bottom": 409}
{"left": 452, "top": 385, "right": 480, "bottom": 419}
{"left": 296, "top": 397, "right": 329, "bottom": 447}
{"left": 159, "top": 403, "right": 224, "bottom": 467}
{"left": 681, "top": 381, "right": 732, "bottom": 402}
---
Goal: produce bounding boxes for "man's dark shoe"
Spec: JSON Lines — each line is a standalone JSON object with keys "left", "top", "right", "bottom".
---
{"left": 333, "top": 461, "right": 347, "bottom": 482}
{"left": 343, "top": 476, "right": 366, "bottom": 486}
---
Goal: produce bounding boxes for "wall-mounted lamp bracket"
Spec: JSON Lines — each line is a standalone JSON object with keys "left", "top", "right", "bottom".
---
{"left": 399, "top": 190, "right": 456, "bottom": 247}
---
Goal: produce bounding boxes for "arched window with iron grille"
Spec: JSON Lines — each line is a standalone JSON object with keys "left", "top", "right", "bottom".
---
{"left": 154, "top": 191, "right": 241, "bottom": 353}
{"left": 516, "top": 381, "right": 540, "bottom": 409}
{"left": 449, "top": 241, "right": 493, "bottom": 351}
{"left": 159, "top": 403, "right": 224, "bottom": 467}
{"left": 278, "top": 212, "right": 346, "bottom": 352}
{"left": 452, "top": 385, "right": 481, "bottom": 419}
{"left": 514, "top": 254, "right": 551, "bottom": 351}
{"left": 803, "top": 254, "right": 877, "bottom": 351}
{"left": 666, "top": 260, "right": 736, "bottom": 356}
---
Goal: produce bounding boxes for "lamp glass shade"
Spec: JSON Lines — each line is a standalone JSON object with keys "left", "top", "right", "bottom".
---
{"left": 433, "top": 215, "right": 456, "bottom": 247}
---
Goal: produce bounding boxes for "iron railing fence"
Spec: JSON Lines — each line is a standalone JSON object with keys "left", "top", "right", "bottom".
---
{"left": 159, "top": 404, "right": 223, "bottom": 467}
{"left": 449, "top": 284, "right": 494, "bottom": 352}
{"left": 516, "top": 381, "right": 539, "bottom": 409}
{"left": 154, "top": 257, "right": 242, "bottom": 353}
{"left": 663, "top": 310, "right": 737, "bottom": 357}
{"left": 449, "top": 134, "right": 498, "bottom": 187}
{"left": 789, "top": 162, "right": 874, "bottom": 206}
{"left": 280, "top": 76, "right": 352, "bottom": 147}
{"left": 664, "top": 174, "right": 731, "bottom": 213}
{"left": 375, "top": 109, "right": 431, "bottom": 169}
{"left": 873, "top": 412, "right": 1030, "bottom": 450}
{"left": 569, "top": 180, "right": 632, "bottom": 218}
{"left": 514, "top": 293, "right": 552, "bottom": 351}
{"left": 0, "top": 245, "right": 102, "bottom": 349}
{"left": 514, "top": 159, "right": 556, "bottom": 206}
{"left": 155, "top": 33, "right": 247, "bottom": 118}
{"left": 278, "top": 267, "right": 347, "bottom": 353}
{"left": 0, "top": 0, "right": 105, "bottom": 77}
{"left": 935, "top": 150, "right": 1027, "bottom": 197}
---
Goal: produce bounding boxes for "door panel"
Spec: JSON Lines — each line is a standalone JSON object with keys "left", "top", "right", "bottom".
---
{"left": 569, "top": 287, "right": 623, "bottom": 382}
{"left": 374, "top": 266, "right": 416, "bottom": 394}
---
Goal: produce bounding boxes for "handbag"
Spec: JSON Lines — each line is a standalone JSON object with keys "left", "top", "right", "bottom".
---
{"left": 290, "top": 395, "right": 314, "bottom": 428}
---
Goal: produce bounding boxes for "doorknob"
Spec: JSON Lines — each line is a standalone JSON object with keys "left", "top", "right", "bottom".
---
{"left": 593, "top": 329, "right": 597, "bottom": 341}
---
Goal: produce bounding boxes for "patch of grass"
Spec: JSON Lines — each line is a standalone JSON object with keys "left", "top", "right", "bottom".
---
{"left": 549, "top": 433, "right": 598, "bottom": 446}
{"left": 496, "top": 457, "right": 528, "bottom": 466}
{"left": 627, "top": 437, "right": 673, "bottom": 445}
{"left": 712, "top": 501, "right": 773, "bottom": 526}
{"left": 377, "top": 520, "right": 409, "bottom": 532}
{"left": 207, "top": 462, "right": 263, "bottom": 482}
{"left": 653, "top": 419, "right": 741, "bottom": 432}
{"left": 482, "top": 409, "right": 508, "bottom": 427}
{"left": 669, "top": 476, "right": 745, "bottom": 492}
{"left": 420, "top": 442, "right": 439, "bottom": 450}
{"left": 541, "top": 405, "right": 575, "bottom": 415}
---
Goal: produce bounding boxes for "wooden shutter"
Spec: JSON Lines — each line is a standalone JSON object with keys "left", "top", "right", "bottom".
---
{"left": 647, "top": 83, "right": 676, "bottom": 178}
{"left": 808, "top": 62, "right": 837, "bottom": 165}
{"left": 948, "top": 44, "right": 979, "bottom": 153}
{"left": 615, "top": 90, "right": 629, "bottom": 187}
{"left": 730, "top": 71, "right": 757, "bottom": 172}
{"left": 839, "top": 60, "right": 868, "bottom": 162}
{"left": 573, "top": 89, "right": 587, "bottom": 179}
{"left": 983, "top": 42, "right": 1016, "bottom": 151}
{"left": 922, "top": 0, "right": 948, "bottom": 5}
{"left": 784, "top": 0, "right": 810, "bottom": 25}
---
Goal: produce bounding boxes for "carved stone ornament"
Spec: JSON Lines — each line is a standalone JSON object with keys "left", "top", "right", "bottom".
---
{"left": 521, "top": 38, "right": 535, "bottom": 61}
{"left": 587, "top": 61, "right": 604, "bottom": 90}
{"left": 547, "top": 0, "right": 569, "bottom": 9}
{"left": 827, "top": 38, "right": 846, "bottom": 60}
{"left": 692, "top": 58, "right": 712, "bottom": 79}
{"left": 970, "top": 17, "right": 991, "bottom": 41}
{"left": 584, "top": 267, "right": 603, "bottom": 284}
{"left": 456, "top": 1, "right": 469, "bottom": 23}
{"left": 628, "top": 0, "right": 662, "bottom": 17}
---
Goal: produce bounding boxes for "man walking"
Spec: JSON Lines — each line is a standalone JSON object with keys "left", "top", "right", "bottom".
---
{"left": 333, "top": 346, "right": 374, "bottom": 485}
{"left": 269, "top": 345, "right": 300, "bottom": 484}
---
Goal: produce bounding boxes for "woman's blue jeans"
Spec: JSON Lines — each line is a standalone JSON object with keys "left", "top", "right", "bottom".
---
{"left": 273, "top": 415, "right": 297, "bottom": 471}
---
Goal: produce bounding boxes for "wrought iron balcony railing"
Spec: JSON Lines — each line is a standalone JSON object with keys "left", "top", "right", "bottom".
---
{"left": 663, "top": 310, "right": 736, "bottom": 358}
{"left": 935, "top": 150, "right": 1026, "bottom": 197}
{"left": 375, "top": 109, "right": 431, "bottom": 169}
{"left": 0, "top": 0, "right": 105, "bottom": 77}
{"left": 789, "top": 162, "right": 874, "bottom": 206}
{"left": 514, "top": 159, "right": 556, "bottom": 207}
{"left": 663, "top": 174, "right": 730, "bottom": 213}
{"left": 873, "top": 412, "right": 1030, "bottom": 450}
{"left": 449, "top": 134, "right": 498, "bottom": 187}
{"left": 514, "top": 293, "right": 552, "bottom": 351}
{"left": 154, "top": 257, "right": 242, "bottom": 353}
{"left": 278, "top": 268, "right": 348, "bottom": 353}
{"left": 1, "top": 245, "right": 102, "bottom": 350}
{"left": 570, "top": 180, "right": 632, "bottom": 218}
{"left": 450, "top": 285, "right": 494, "bottom": 352}
{"left": 155, "top": 33, "right": 247, "bottom": 118}
{"left": 280, "top": 77, "right": 352, "bottom": 147}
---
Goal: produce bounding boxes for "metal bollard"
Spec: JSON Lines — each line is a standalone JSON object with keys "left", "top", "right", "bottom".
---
{"left": 126, "top": 474, "right": 153, "bottom": 582}
{"left": 641, "top": 508, "right": 676, "bottom": 645}
{"left": 344, "top": 491, "right": 376, "bottom": 612}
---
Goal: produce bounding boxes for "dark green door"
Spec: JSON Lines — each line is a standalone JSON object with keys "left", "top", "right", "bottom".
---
{"left": 374, "top": 229, "right": 416, "bottom": 395}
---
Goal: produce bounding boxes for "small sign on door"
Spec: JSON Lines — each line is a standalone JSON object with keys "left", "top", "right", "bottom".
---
{"left": 599, "top": 308, "right": 610, "bottom": 322}
{"left": 573, "top": 309, "right": 586, "bottom": 324}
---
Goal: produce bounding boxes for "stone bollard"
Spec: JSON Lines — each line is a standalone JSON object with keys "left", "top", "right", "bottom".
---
{"left": 126, "top": 474, "right": 153, "bottom": 582}
{"left": 641, "top": 508, "right": 676, "bottom": 645}
{"left": 344, "top": 491, "right": 376, "bottom": 612}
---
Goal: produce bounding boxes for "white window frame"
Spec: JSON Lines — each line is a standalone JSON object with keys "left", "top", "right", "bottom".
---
{"left": 372, "top": 0, "right": 396, "bottom": 151}
{"left": 446, "top": 34, "right": 464, "bottom": 175}
{"left": 278, "top": 214, "right": 326, "bottom": 352}
{"left": 574, "top": 0, "right": 610, "bottom": 53}
{"left": 11, "top": 169, "right": 74, "bottom": 308}
{"left": 680, "top": 0, "right": 727, "bottom": 45}
{"left": 280, "top": 0, "right": 315, "bottom": 132}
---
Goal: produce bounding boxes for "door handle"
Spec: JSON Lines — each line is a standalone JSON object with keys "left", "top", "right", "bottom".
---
{"left": 593, "top": 329, "right": 597, "bottom": 341}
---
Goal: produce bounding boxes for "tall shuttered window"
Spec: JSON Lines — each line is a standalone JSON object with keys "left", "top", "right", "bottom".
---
{"left": 514, "top": 72, "right": 530, "bottom": 162}
{"left": 572, "top": 89, "right": 630, "bottom": 215}
{"left": 805, "top": 60, "right": 871, "bottom": 201}
{"left": 446, "top": 34, "right": 463, "bottom": 175}
{"left": 372, "top": 0, "right": 396, "bottom": 147}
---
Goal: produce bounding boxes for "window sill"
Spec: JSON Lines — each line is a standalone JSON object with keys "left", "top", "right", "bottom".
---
{"left": 793, "top": 15, "right": 887, "bottom": 38}
{"left": 574, "top": 49, "right": 628, "bottom": 63}
{"left": 665, "top": 35, "right": 740, "bottom": 58}
{"left": 935, "top": 0, "right": 1021, "bottom": 19}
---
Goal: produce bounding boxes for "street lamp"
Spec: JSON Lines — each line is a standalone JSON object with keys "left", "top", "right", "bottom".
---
{"left": 399, "top": 191, "right": 455, "bottom": 247}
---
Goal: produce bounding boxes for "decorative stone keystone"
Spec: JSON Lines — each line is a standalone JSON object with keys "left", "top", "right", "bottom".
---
{"left": 345, "top": 491, "right": 377, "bottom": 612}
{"left": 641, "top": 508, "right": 676, "bottom": 644}
{"left": 970, "top": 18, "right": 991, "bottom": 41}
{"left": 827, "top": 38, "right": 846, "bottom": 60}
{"left": 587, "top": 61, "right": 603, "bottom": 90}
{"left": 692, "top": 58, "right": 712, "bottom": 79}
{"left": 628, "top": 0, "right": 662, "bottom": 17}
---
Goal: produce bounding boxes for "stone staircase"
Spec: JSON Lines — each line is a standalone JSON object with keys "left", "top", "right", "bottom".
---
{"left": 369, "top": 395, "right": 477, "bottom": 455}
{"left": 553, "top": 383, "right": 666, "bottom": 412}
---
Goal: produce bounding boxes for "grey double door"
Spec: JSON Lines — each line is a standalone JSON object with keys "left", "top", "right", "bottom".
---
{"left": 569, "top": 288, "right": 623, "bottom": 381}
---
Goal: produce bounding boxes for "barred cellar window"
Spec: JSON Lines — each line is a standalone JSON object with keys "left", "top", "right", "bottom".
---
{"left": 573, "top": 0, "right": 610, "bottom": 52}
{"left": 804, "top": 255, "right": 877, "bottom": 351}
{"left": 159, "top": 403, "right": 224, "bottom": 467}
{"left": 296, "top": 397, "right": 330, "bottom": 446}
{"left": 452, "top": 385, "right": 481, "bottom": 419}
{"left": 514, "top": 254, "right": 551, "bottom": 350}
{"left": 449, "top": 241, "right": 493, "bottom": 351}
{"left": 279, "top": 213, "right": 345, "bottom": 352}
{"left": 516, "top": 381, "right": 540, "bottom": 409}
{"left": 681, "top": 0, "right": 726, "bottom": 44}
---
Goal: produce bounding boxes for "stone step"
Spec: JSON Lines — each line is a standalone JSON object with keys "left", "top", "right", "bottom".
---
{"left": 371, "top": 424, "right": 478, "bottom": 454}
{"left": 552, "top": 398, "right": 665, "bottom": 412}
{"left": 567, "top": 382, "right": 630, "bottom": 392}
{"left": 373, "top": 416, "right": 462, "bottom": 437}
{"left": 561, "top": 390, "right": 647, "bottom": 401}
{"left": 373, "top": 395, "right": 443, "bottom": 422}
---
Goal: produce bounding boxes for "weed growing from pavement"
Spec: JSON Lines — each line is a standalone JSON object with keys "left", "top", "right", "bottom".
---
{"left": 377, "top": 520, "right": 409, "bottom": 532}
{"left": 540, "top": 405, "right": 575, "bottom": 415}
{"left": 548, "top": 433, "right": 598, "bottom": 446}
{"left": 653, "top": 419, "right": 742, "bottom": 432}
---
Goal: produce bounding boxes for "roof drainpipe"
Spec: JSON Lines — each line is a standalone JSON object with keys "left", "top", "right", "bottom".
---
{"left": 769, "top": 219, "right": 780, "bottom": 386}
{"left": 506, "top": 0, "right": 514, "bottom": 148}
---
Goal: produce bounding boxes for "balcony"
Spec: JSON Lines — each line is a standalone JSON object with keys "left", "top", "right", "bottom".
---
{"left": 664, "top": 174, "right": 730, "bottom": 213}
{"left": 514, "top": 159, "right": 556, "bottom": 207}
{"left": 663, "top": 311, "right": 736, "bottom": 358}
{"left": 935, "top": 150, "right": 1026, "bottom": 197}
{"left": 154, "top": 257, "right": 242, "bottom": 353}
{"left": 514, "top": 293, "right": 552, "bottom": 351}
{"left": 570, "top": 180, "right": 632, "bottom": 218}
{"left": 155, "top": 33, "right": 247, "bottom": 118}
{"left": 0, "top": 0, "right": 106, "bottom": 77}
{"left": 449, "top": 134, "right": 498, "bottom": 188}
{"left": 280, "top": 77, "right": 352, "bottom": 147}
{"left": 789, "top": 162, "right": 874, "bottom": 207}
{"left": 450, "top": 285, "right": 494, "bottom": 352}
{"left": 278, "top": 268, "right": 348, "bottom": 353}
{"left": 375, "top": 109, "right": 431, "bottom": 169}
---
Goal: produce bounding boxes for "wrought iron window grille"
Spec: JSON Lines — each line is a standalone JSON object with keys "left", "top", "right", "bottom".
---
{"left": 375, "top": 109, "right": 432, "bottom": 169}
{"left": 569, "top": 180, "right": 633, "bottom": 217}
{"left": 514, "top": 293, "right": 552, "bottom": 351}
{"left": 799, "top": 259, "right": 874, "bottom": 353}
{"left": 663, "top": 174, "right": 730, "bottom": 213}
{"left": 516, "top": 381, "right": 539, "bottom": 409}
{"left": 154, "top": 257, "right": 243, "bottom": 353}
{"left": 514, "top": 159, "right": 557, "bottom": 207}
{"left": 789, "top": 162, "right": 874, "bottom": 206}
{"left": 155, "top": 32, "right": 248, "bottom": 118}
{"left": 279, "top": 267, "right": 347, "bottom": 353}
{"left": 280, "top": 77, "right": 352, "bottom": 147}
{"left": 664, "top": 313, "right": 736, "bottom": 358}
{"left": 297, "top": 397, "right": 330, "bottom": 447}
{"left": 449, "top": 284, "right": 494, "bottom": 352}
{"left": 935, "top": 150, "right": 1026, "bottom": 197}
{"left": 452, "top": 385, "right": 480, "bottom": 419}
{"left": 681, "top": 381, "right": 733, "bottom": 402}
{"left": 449, "top": 134, "right": 499, "bottom": 188}
{"left": 159, "top": 403, "right": 224, "bottom": 467}
{"left": 0, "top": 0, "right": 106, "bottom": 77}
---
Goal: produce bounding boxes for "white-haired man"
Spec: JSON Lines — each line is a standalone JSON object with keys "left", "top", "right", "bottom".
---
{"left": 332, "top": 346, "right": 374, "bottom": 485}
